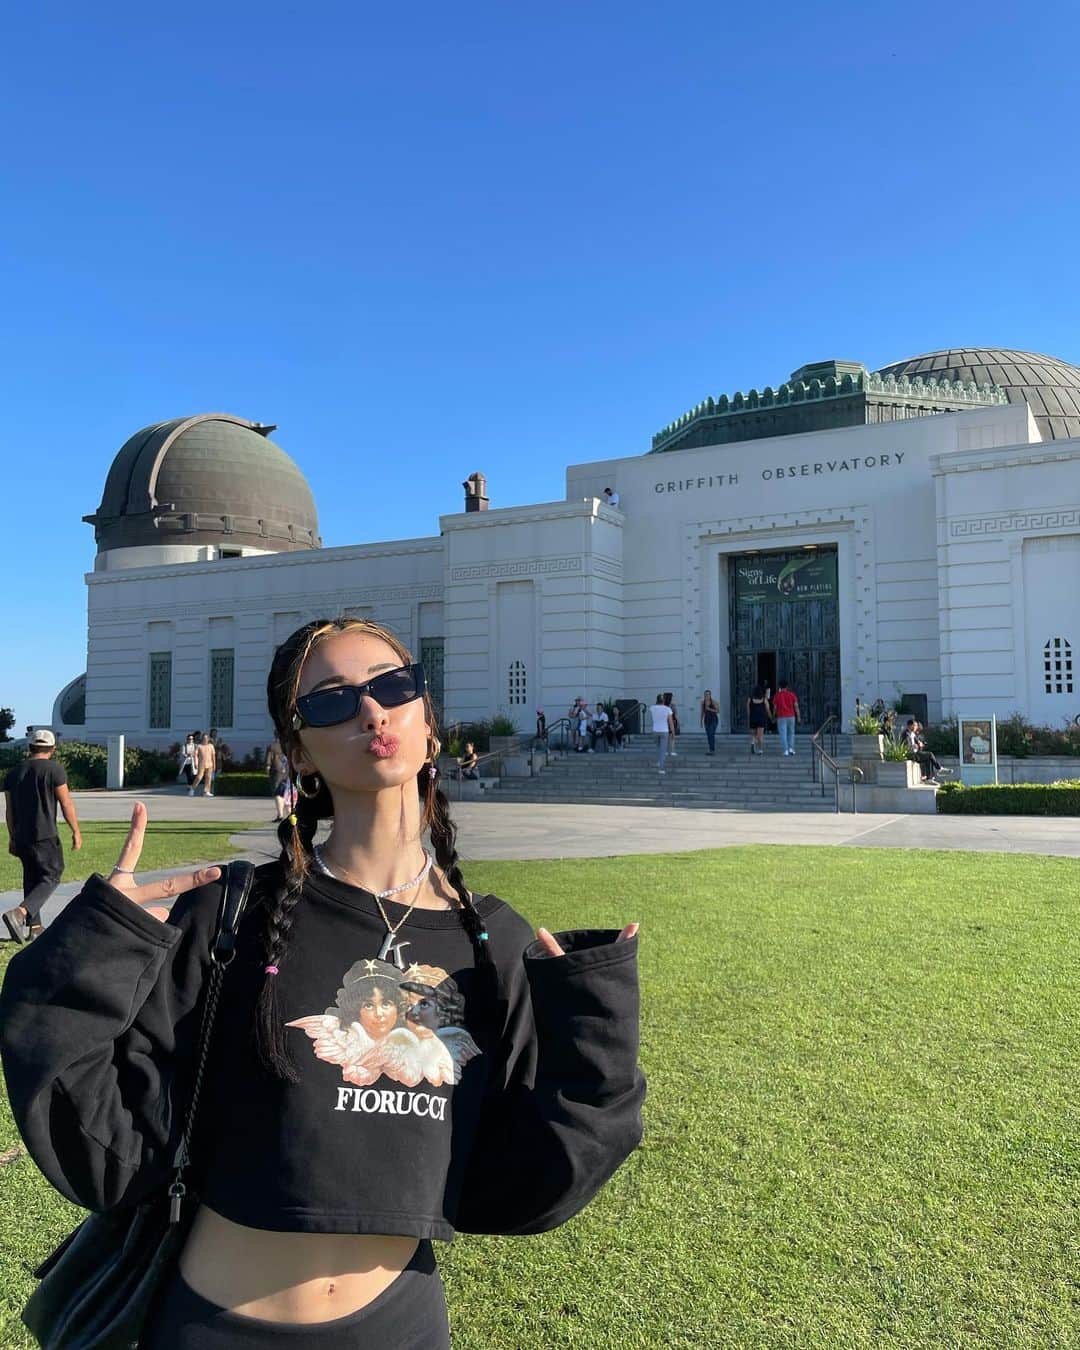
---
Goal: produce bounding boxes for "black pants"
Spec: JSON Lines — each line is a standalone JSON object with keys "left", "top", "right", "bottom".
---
{"left": 914, "top": 750, "right": 942, "bottom": 779}
{"left": 17, "top": 838, "right": 64, "bottom": 926}
{"left": 140, "top": 1240, "right": 449, "bottom": 1348}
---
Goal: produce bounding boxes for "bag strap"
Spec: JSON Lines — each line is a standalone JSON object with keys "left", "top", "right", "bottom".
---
{"left": 168, "top": 860, "right": 255, "bottom": 1222}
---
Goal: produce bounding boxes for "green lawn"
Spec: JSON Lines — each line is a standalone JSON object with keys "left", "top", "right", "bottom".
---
{"left": 0, "top": 820, "right": 261, "bottom": 892}
{"left": 2, "top": 846, "right": 1079, "bottom": 1347}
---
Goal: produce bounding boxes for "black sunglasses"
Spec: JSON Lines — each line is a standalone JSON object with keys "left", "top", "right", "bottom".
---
{"left": 293, "top": 663, "right": 426, "bottom": 729}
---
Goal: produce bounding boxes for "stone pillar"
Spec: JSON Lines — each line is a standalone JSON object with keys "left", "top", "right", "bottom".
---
{"left": 107, "top": 734, "right": 125, "bottom": 790}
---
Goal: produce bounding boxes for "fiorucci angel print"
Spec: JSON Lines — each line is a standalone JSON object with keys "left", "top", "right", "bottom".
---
{"left": 0, "top": 617, "right": 645, "bottom": 1350}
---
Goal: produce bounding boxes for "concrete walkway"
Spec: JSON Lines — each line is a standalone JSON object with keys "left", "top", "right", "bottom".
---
{"left": 2, "top": 794, "right": 1077, "bottom": 936}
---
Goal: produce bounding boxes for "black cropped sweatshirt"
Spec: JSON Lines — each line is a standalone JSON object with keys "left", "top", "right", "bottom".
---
{"left": 0, "top": 863, "right": 644, "bottom": 1241}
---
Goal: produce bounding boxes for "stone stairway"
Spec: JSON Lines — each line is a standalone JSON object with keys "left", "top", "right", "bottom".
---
{"left": 491, "top": 731, "right": 855, "bottom": 811}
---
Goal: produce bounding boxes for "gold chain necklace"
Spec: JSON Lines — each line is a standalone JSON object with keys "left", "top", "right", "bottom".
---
{"left": 312, "top": 845, "right": 433, "bottom": 967}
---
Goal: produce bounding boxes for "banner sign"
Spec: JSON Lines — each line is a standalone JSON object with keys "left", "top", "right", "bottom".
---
{"left": 958, "top": 716, "right": 998, "bottom": 785}
{"left": 734, "top": 552, "right": 837, "bottom": 605}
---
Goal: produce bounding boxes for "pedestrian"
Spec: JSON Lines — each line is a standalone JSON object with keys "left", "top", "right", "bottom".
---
{"left": 609, "top": 708, "right": 625, "bottom": 751}
{"left": 208, "top": 728, "right": 222, "bottom": 795}
{"left": 0, "top": 616, "right": 644, "bottom": 1348}
{"left": 747, "top": 684, "right": 770, "bottom": 755}
{"left": 577, "top": 701, "right": 592, "bottom": 753}
{"left": 700, "top": 689, "right": 720, "bottom": 754}
{"left": 189, "top": 732, "right": 217, "bottom": 797}
{"left": 458, "top": 741, "right": 480, "bottom": 780}
{"left": 590, "top": 700, "right": 609, "bottom": 752}
{"left": 568, "top": 697, "right": 585, "bottom": 751}
{"left": 602, "top": 486, "right": 620, "bottom": 509}
{"left": 179, "top": 732, "right": 198, "bottom": 785}
{"left": 663, "top": 693, "right": 679, "bottom": 756}
{"left": 2, "top": 729, "right": 82, "bottom": 944}
{"left": 902, "top": 719, "right": 949, "bottom": 783}
{"left": 535, "top": 708, "right": 547, "bottom": 742}
{"left": 772, "top": 681, "right": 800, "bottom": 756}
{"left": 267, "top": 738, "right": 291, "bottom": 821}
{"left": 650, "top": 693, "right": 674, "bottom": 773}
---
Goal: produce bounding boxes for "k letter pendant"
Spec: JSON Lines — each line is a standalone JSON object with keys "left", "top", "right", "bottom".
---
{"left": 378, "top": 933, "right": 412, "bottom": 969}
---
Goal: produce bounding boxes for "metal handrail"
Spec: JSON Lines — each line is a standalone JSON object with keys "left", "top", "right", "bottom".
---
{"left": 809, "top": 713, "right": 839, "bottom": 768}
{"left": 443, "top": 735, "right": 537, "bottom": 800}
{"left": 809, "top": 733, "right": 863, "bottom": 812}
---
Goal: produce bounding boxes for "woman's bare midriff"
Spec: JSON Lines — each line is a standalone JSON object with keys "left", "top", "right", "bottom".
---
{"left": 180, "top": 1206, "right": 420, "bottom": 1324}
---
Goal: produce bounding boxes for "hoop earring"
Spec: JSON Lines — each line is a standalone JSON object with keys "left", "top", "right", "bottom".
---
{"left": 427, "top": 736, "right": 441, "bottom": 761}
{"left": 295, "top": 772, "right": 321, "bottom": 799}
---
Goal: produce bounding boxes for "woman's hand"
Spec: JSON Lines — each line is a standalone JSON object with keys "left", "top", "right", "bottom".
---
{"left": 535, "top": 923, "right": 639, "bottom": 957}
{"left": 106, "top": 801, "right": 222, "bottom": 922}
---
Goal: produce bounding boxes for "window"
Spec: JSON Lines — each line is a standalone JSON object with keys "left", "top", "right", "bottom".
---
{"left": 508, "top": 659, "right": 527, "bottom": 706}
{"left": 148, "top": 653, "right": 172, "bottom": 729}
{"left": 420, "top": 638, "right": 444, "bottom": 715}
{"left": 209, "top": 649, "right": 235, "bottom": 727}
{"left": 1044, "top": 637, "right": 1074, "bottom": 694}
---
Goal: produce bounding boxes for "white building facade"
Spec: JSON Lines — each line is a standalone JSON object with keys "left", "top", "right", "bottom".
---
{"left": 61, "top": 351, "right": 1080, "bottom": 751}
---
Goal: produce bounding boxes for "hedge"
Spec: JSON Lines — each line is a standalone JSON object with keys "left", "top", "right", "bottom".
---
{"left": 936, "top": 780, "right": 1080, "bottom": 816}
{"left": 922, "top": 714, "right": 1080, "bottom": 759}
{"left": 212, "top": 772, "right": 272, "bottom": 797}
{"left": 0, "top": 741, "right": 178, "bottom": 790}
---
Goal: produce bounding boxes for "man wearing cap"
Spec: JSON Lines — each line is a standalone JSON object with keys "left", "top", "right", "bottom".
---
{"left": 3, "top": 730, "right": 82, "bottom": 942}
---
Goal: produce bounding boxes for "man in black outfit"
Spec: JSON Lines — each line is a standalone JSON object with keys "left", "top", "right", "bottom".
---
{"left": 901, "top": 719, "right": 948, "bottom": 784}
{"left": 3, "top": 729, "right": 82, "bottom": 942}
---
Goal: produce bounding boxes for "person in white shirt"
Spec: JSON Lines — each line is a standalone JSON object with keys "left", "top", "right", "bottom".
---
{"left": 577, "top": 702, "right": 592, "bottom": 753}
{"left": 649, "top": 695, "right": 674, "bottom": 773}
{"left": 602, "top": 487, "right": 620, "bottom": 509}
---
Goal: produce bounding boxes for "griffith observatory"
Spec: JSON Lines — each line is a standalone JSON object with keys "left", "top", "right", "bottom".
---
{"left": 54, "top": 347, "right": 1080, "bottom": 752}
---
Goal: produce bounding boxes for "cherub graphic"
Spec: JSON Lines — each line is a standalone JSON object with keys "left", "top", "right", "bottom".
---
{"left": 287, "top": 958, "right": 480, "bottom": 1089}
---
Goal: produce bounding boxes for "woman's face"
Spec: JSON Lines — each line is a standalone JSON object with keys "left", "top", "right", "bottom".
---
{"left": 291, "top": 630, "right": 431, "bottom": 795}
{"left": 358, "top": 986, "right": 400, "bottom": 1039}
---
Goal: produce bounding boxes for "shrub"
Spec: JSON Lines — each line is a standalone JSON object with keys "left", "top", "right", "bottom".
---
{"left": 920, "top": 719, "right": 956, "bottom": 757}
{"left": 881, "top": 740, "right": 911, "bottom": 762}
{"left": 444, "top": 721, "right": 491, "bottom": 752}
{"left": 490, "top": 713, "right": 518, "bottom": 737}
{"left": 213, "top": 772, "right": 272, "bottom": 797}
{"left": 852, "top": 713, "right": 881, "bottom": 735}
{"left": 53, "top": 741, "right": 109, "bottom": 788}
{"left": 936, "top": 781, "right": 1080, "bottom": 815}
{"left": 125, "top": 745, "right": 181, "bottom": 786}
{"left": 230, "top": 745, "right": 269, "bottom": 773}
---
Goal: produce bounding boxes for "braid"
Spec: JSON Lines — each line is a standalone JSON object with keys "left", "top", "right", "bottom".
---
{"left": 255, "top": 786, "right": 325, "bottom": 1080}
{"left": 425, "top": 777, "right": 499, "bottom": 1029}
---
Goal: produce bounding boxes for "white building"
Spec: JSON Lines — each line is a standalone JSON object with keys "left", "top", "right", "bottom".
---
{"left": 56, "top": 349, "right": 1080, "bottom": 752}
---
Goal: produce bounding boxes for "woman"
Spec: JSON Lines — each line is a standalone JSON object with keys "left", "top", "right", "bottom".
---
{"left": 0, "top": 618, "right": 643, "bottom": 1349}
{"left": 747, "top": 684, "right": 770, "bottom": 755}
{"left": 457, "top": 740, "right": 479, "bottom": 780}
{"left": 576, "top": 701, "right": 591, "bottom": 753}
{"left": 179, "top": 732, "right": 198, "bottom": 786}
{"left": 662, "top": 693, "right": 679, "bottom": 757}
{"left": 700, "top": 690, "right": 720, "bottom": 754}
{"left": 567, "top": 697, "right": 584, "bottom": 751}
{"left": 267, "top": 737, "right": 292, "bottom": 821}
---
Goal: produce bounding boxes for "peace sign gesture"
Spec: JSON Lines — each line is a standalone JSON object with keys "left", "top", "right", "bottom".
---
{"left": 108, "top": 802, "right": 222, "bottom": 923}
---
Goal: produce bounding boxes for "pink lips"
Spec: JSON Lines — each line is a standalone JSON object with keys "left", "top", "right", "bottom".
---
{"left": 367, "top": 734, "right": 400, "bottom": 759}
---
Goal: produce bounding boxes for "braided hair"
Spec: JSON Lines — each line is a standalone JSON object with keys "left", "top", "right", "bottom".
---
{"left": 256, "top": 617, "right": 495, "bottom": 1080}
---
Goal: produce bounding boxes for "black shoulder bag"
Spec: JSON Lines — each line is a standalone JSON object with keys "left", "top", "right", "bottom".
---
{"left": 21, "top": 860, "right": 256, "bottom": 1350}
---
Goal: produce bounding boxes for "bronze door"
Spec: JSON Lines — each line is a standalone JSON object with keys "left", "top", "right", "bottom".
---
{"left": 728, "top": 552, "right": 840, "bottom": 731}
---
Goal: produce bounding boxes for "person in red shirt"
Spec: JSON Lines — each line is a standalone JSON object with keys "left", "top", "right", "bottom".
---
{"left": 772, "top": 682, "right": 800, "bottom": 756}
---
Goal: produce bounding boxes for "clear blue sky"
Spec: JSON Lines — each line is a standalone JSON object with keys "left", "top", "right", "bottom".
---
{"left": 3, "top": 1, "right": 1079, "bottom": 727}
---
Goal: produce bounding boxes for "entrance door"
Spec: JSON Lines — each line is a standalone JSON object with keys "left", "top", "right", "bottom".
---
{"left": 756, "top": 651, "right": 777, "bottom": 697}
{"left": 729, "top": 549, "right": 841, "bottom": 731}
